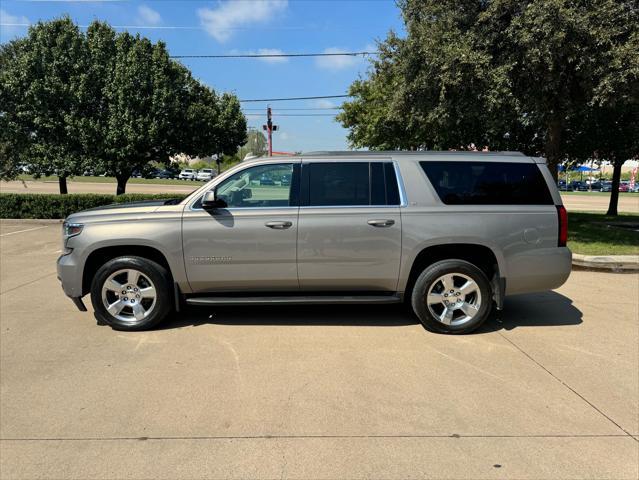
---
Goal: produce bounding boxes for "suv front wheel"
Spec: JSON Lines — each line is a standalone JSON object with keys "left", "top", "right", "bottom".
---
{"left": 90, "top": 256, "right": 172, "bottom": 331}
{"left": 411, "top": 259, "right": 492, "bottom": 334}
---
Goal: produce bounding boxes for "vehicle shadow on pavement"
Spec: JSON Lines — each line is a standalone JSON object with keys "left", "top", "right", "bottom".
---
{"left": 155, "top": 291, "right": 582, "bottom": 333}
{"left": 161, "top": 303, "right": 418, "bottom": 329}
{"left": 478, "top": 291, "right": 583, "bottom": 333}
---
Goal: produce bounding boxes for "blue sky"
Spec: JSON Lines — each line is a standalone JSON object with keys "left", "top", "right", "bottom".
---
{"left": 1, "top": 0, "right": 404, "bottom": 152}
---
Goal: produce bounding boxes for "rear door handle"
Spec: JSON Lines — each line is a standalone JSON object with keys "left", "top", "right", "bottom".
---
{"left": 367, "top": 219, "right": 395, "bottom": 227}
{"left": 265, "top": 221, "right": 293, "bottom": 230}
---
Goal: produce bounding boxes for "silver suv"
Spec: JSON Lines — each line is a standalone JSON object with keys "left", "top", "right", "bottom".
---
{"left": 57, "top": 152, "right": 571, "bottom": 334}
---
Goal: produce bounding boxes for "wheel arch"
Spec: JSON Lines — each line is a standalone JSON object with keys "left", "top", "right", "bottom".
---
{"left": 82, "top": 245, "right": 174, "bottom": 297}
{"left": 401, "top": 243, "right": 503, "bottom": 305}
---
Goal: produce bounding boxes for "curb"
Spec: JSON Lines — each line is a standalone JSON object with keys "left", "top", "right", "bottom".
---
{"left": 572, "top": 253, "right": 639, "bottom": 273}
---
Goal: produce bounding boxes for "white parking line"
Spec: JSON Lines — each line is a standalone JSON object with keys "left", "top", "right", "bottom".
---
{"left": 0, "top": 226, "right": 48, "bottom": 237}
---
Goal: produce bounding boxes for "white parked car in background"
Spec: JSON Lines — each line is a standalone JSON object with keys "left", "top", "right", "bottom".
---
{"left": 179, "top": 169, "right": 197, "bottom": 181}
{"left": 196, "top": 168, "right": 215, "bottom": 182}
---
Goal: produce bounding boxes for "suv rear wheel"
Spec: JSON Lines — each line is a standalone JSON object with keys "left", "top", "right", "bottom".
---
{"left": 411, "top": 259, "right": 492, "bottom": 334}
{"left": 90, "top": 256, "right": 172, "bottom": 331}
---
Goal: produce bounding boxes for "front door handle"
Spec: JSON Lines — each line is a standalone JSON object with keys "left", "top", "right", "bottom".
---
{"left": 265, "top": 221, "right": 293, "bottom": 230}
{"left": 367, "top": 219, "right": 395, "bottom": 228}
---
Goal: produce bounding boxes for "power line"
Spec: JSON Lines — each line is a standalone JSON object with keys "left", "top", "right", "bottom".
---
{"left": 245, "top": 113, "right": 337, "bottom": 117}
{"left": 242, "top": 107, "right": 343, "bottom": 111}
{"left": 171, "top": 51, "right": 378, "bottom": 59}
{"left": 240, "top": 95, "right": 351, "bottom": 103}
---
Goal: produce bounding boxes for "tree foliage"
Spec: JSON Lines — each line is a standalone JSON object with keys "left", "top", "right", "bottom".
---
{"left": 338, "top": 0, "right": 638, "bottom": 214}
{"left": 0, "top": 17, "right": 247, "bottom": 194}
{"left": 238, "top": 129, "right": 269, "bottom": 159}
{"left": 0, "top": 18, "right": 88, "bottom": 192}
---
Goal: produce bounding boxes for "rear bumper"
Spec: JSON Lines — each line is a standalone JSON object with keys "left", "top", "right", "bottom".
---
{"left": 505, "top": 247, "right": 572, "bottom": 296}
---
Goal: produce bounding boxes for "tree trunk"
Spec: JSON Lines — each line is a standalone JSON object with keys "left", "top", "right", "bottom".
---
{"left": 58, "top": 176, "right": 68, "bottom": 195}
{"left": 545, "top": 118, "right": 563, "bottom": 181}
{"left": 116, "top": 174, "right": 128, "bottom": 196}
{"left": 605, "top": 161, "right": 622, "bottom": 216}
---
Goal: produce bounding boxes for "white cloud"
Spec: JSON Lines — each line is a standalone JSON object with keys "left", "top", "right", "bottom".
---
{"left": 198, "top": 0, "right": 288, "bottom": 43}
{"left": 315, "top": 47, "right": 361, "bottom": 71}
{"left": 137, "top": 5, "right": 162, "bottom": 26}
{"left": 313, "top": 99, "right": 337, "bottom": 109}
{"left": 254, "top": 48, "right": 288, "bottom": 63}
{"left": 228, "top": 48, "right": 288, "bottom": 63}
{"left": 0, "top": 9, "right": 30, "bottom": 38}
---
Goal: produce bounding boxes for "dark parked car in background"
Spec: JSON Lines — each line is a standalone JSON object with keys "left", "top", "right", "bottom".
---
{"left": 600, "top": 181, "right": 613, "bottom": 192}
{"left": 576, "top": 181, "right": 601, "bottom": 191}
{"left": 154, "top": 169, "right": 176, "bottom": 179}
{"left": 280, "top": 174, "right": 291, "bottom": 186}
{"left": 558, "top": 180, "right": 573, "bottom": 191}
{"left": 259, "top": 174, "right": 275, "bottom": 185}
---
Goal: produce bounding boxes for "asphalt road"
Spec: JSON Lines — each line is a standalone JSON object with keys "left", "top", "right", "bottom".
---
{"left": 561, "top": 193, "right": 639, "bottom": 214}
{"left": 2, "top": 180, "right": 639, "bottom": 213}
{"left": 0, "top": 220, "right": 638, "bottom": 479}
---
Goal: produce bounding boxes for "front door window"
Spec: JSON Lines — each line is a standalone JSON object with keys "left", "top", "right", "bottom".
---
{"left": 215, "top": 163, "right": 295, "bottom": 208}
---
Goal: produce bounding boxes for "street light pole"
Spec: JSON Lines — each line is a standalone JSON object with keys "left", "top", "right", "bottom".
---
{"left": 263, "top": 106, "right": 277, "bottom": 157}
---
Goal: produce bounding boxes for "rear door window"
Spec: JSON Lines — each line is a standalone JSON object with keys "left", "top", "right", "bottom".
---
{"left": 304, "top": 162, "right": 400, "bottom": 206}
{"left": 420, "top": 161, "right": 553, "bottom": 205}
{"left": 307, "top": 162, "right": 370, "bottom": 206}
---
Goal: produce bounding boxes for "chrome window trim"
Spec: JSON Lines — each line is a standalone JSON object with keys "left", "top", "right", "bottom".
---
{"left": 188, "top": 160, "right": 298, "bottom": 212}
{"left": 189, "top": 158, "right": 408, "bottom": 211}
{"left": 393, "top": 160, "right": 409, "bottom": 207}
{"left": 299, "top": 205, "right": 399, "bottom": 210}
{"left": 189, "top": 206, "right": 299, "bottom": 212}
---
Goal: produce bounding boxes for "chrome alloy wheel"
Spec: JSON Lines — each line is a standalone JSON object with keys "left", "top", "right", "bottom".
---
{"left": 101, "top": 269, "right": 157, "bottom": 324}
{"left": 426, "top": 273, "right": 482, "bottom": 326}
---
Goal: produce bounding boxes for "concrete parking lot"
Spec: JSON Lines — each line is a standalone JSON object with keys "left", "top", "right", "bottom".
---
{"left": 1, "top": 220, "right": 637, "bottom": 479}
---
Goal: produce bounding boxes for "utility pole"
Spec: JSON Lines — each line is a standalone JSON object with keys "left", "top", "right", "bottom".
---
{"left": 263, "top": 106, "right": 278, "bottom": 157}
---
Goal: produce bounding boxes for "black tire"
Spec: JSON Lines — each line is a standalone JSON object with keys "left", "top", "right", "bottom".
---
{"left": 411, "top": 259, "right": 492, "bottom": 334}
{"left": 90, "top": 256, "right": 172, "bottom": 331}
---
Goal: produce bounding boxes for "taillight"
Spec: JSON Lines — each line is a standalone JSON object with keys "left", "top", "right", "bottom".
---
{"left": 557, "top": 205, "right": 568, "bottom": 247}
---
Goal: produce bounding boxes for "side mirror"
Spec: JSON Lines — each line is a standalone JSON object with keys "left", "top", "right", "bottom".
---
{"left": 201, "top": 191, "right": 227, "bottom": 210}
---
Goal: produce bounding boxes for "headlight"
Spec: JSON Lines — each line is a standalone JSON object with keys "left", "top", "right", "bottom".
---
{"left": 63, "top": 222, "right": 84, "bottom": 238}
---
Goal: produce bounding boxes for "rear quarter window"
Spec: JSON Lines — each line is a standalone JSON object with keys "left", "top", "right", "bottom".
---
{"left": 420, "top": 161, "right": 553, "bottom": 205}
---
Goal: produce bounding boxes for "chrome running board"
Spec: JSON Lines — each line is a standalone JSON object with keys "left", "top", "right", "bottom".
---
{"left": 186, "top": 294, "right": 402, "bottom": 306}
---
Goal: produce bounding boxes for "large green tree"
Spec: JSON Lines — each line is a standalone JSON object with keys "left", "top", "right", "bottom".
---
{"left": 81, "top": 23, "right": 246, "bottom": 195}
{"left": 1, "top": 18, "right": 247, "bottom": 195}
{"left": 0, "top": 40, "right": 29, "bottom": 181}
{"left": 339, "top": 0, "right": 638, "bottom": 214}
{"left": 0, "top": 17, "right": 89, "bottom": 193}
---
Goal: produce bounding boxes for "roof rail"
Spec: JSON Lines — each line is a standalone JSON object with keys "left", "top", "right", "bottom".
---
{"left": 301, "top": 150, "right": 526, "bottom": 157}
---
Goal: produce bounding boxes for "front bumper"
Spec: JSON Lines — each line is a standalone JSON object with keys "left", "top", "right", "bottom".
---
{"left": 57, "top": 252, "right": 85, "bottom": 302}
{"left": 57, "top": 269, "right": 88, "bottom": 312}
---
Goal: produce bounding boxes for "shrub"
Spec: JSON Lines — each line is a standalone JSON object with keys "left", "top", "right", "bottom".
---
{"left": 0, "top": 193, "right": 188, "bottom": 219}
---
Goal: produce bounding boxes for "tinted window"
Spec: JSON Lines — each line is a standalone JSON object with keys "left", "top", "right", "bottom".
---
{"left": 384, "top": 162, "right": 401, "bottom": 205}
{"left": 420, "top": 161, "right": 553, "bottom": 205}
{"left": 308, "top": 162, "right": 369, "bottom": 206}
{"left": 370, "top": 162, "right": 386, "bottom": 205}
